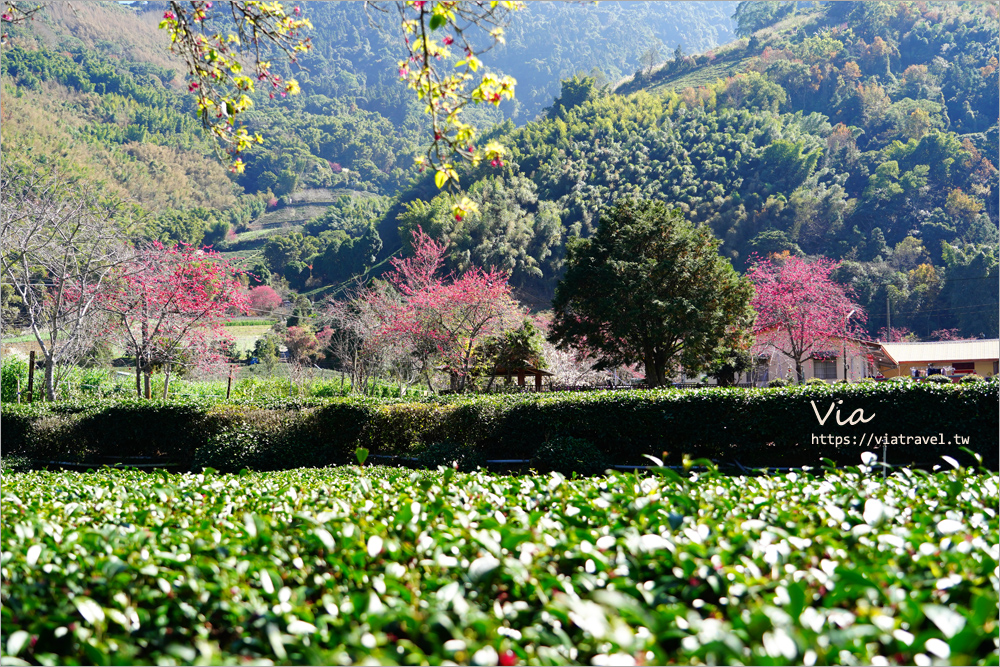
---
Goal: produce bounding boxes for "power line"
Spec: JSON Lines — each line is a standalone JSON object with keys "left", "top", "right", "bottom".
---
{"left": 933, "top": 275, "right": 998, "bottom": 282}
{"left": 868, "top": 302, "right": 999, "bottom": 318}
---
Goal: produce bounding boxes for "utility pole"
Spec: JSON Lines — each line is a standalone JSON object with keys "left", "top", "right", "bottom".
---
{"left": 843, "top": 309, "right": 856, "bottom": 381}
{"left": 26, "top": 351, "right": 35, "bottom": 403}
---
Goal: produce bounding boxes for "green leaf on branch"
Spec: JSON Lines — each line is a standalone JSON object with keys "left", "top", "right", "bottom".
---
{"left": 355, "top": 447, "right": 369, "bottom": 467}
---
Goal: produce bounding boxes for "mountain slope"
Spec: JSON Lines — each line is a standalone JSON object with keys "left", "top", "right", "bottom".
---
{"left": 3, "top": 1, "right": 995, "bottom": 337}
{"left": 381, "top": 2, "right": 999, "bottom": 336}
{"left": 2, "top": 0, "right": 740, "bottom": 215}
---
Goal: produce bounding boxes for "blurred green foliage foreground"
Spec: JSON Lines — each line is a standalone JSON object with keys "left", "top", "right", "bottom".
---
{"left": 1, "top": 462, "right": 997, "bottom": 665}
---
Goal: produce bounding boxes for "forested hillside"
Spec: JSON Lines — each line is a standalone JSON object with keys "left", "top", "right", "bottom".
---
{"left": 2, "top": 1, "right": 737, "bottom": 196}
{"left": 2, "top": 1, "right": 996, "bottom": 339}
{"left": 1, "top": 1, "right": 735, "bottom": 264}
{"left": 387, "top": 1, "right": 999, "bottom": 338}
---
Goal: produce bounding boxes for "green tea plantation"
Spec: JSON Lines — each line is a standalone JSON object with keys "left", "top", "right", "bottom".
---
{"left": 1, "top": 463, "right": 997, "bottom": 665}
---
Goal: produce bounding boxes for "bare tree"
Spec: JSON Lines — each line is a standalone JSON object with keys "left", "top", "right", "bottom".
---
{"left": 640, "top": 44, "right": 662, "bottom": 75}
{"left": 324, "top": 280, "right": 435, "bottom": 396}
{"left": 1, "top": 159, "right": 133, "bottom": 399}
{"left": 325, "top": 285, "right": 390, "bottom": 395}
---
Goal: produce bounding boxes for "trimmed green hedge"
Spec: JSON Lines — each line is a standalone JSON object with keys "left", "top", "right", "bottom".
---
{"left": 3, "top": 380, "right": 997, "bottom": 471}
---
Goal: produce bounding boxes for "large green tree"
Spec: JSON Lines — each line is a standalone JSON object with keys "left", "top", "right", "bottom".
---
{"left": 549, "top": 199, "right": 755, "bottom": 387}
{"left": 939, "top": 243, "right": 999, "bottom": 338}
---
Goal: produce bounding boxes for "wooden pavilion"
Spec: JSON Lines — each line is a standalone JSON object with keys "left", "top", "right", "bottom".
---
{"left": 445, "top": 364, "right": 554, "bottom": 392}
{"left": 487, "top": 364, "right": 554, "bottom": 390}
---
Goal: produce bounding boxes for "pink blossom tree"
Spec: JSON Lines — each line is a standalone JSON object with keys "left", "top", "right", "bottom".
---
{"left": 373, "top": 228, "right": 523, "bottom": 393}
{"left": 100, "top": 243, "right": 249, "bottom": 398}
{"left": 248, "top": 285, "right": 282, "bottom": 315}
{"left": 930, "top": 328, "right": 966, "bottom": 341}
{"left": 283, "top": 325, "right": 333, "bottom": 365}
{"left": 877, "top": 326, "right": 915, "bottom": 342}
{"left": 748, "top": 255, "right": 866, "bottom": 383}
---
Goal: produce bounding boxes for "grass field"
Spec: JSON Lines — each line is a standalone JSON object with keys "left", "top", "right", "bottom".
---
{"left": 225, "top": 319, "right": 279, "bottom": 327}
{"left": 1, "top": 332, "right": 47, "bottom": 357}
{"left": 2, "top": 320, "right": 278, "bottom": 361}
{"left": 286, "top": 187, "right": 378, "bottom": 204}
{"left": 237, "top": 188, "right": 378, "bottom": 237}
{"left": 1, "top": 463, "right": 996, "bottom": 665}
{"left": 0, "top": 340, "right": 42, "bottom": 357}
{"left": 232, "top": 226, "right": 301, "bottom": 245}
{"left": 1, "top": 333, "right": 37, "bottom": 343}
{"left": 224, "top": 324, "right": 277, "bottom": 354}
{"left": 254, "top": 206, "right": 328, "bottom": 228}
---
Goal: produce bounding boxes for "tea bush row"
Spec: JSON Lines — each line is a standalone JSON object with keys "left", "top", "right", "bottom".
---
{"left": 1, "top": 465, "right": 997, "bottom": 665}
{"left": 2, "top": 381, "right": 997, "bottom": 472}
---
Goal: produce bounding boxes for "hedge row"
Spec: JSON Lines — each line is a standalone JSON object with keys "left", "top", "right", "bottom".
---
{"left": 2, "top": 381, "right": 997, "bottom": 472}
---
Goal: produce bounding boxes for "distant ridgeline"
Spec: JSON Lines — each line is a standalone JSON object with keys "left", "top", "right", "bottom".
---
{"left": 1, "top": 1, "right": 996, "bottom": 338}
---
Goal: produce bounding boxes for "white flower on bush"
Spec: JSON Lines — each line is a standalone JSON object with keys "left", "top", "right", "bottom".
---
{"left": 471, "top": 646, "right": 498, "bottom": 666}
{"left": 366, "top": 535, "right": 383, "bottom": 558}
{"left": 762, "top": 628, "right": 798, "bottom": 660}
{"left": 592, "top": 653, "right": 636, "bottom": 666}
{"left": 864, "top": 498, "right": 886, "bottom": 526}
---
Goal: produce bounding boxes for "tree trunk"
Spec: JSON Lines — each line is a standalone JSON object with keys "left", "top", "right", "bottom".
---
{"left": 25, "top": 351, "right": 34, "bottom": 403}
{"left": 795, "top": 360, "right": 804, "bottom": 384}
{"left": 140, "top": 298, "right": 150, "bottom": 398}
{"left": 644, "top": 347, "right": 666, "bottom": 388}
{"left": 162, "top": 364, "right": 171, "bottom": 401}
{"left": 144, "top": 372, "right": 151, "bottom": 400}
{"left": 349, "top": 352, "right": 357, "bottom": 393}
{"left": 653, "top": 366, "right": 666, "bottom": 387}
{"left": 461, "top": 341, "right": 475, "bottom": 393}
{"left": 135, "top": 356, "right": 142, "bottom": 398}
{"left": 43, "top": 354, "right": 56, "bottom": 401}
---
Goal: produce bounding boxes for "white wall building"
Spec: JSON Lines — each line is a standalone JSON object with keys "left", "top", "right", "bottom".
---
{"left": 745, "top": 334, "right": 878, "bottom": 385}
